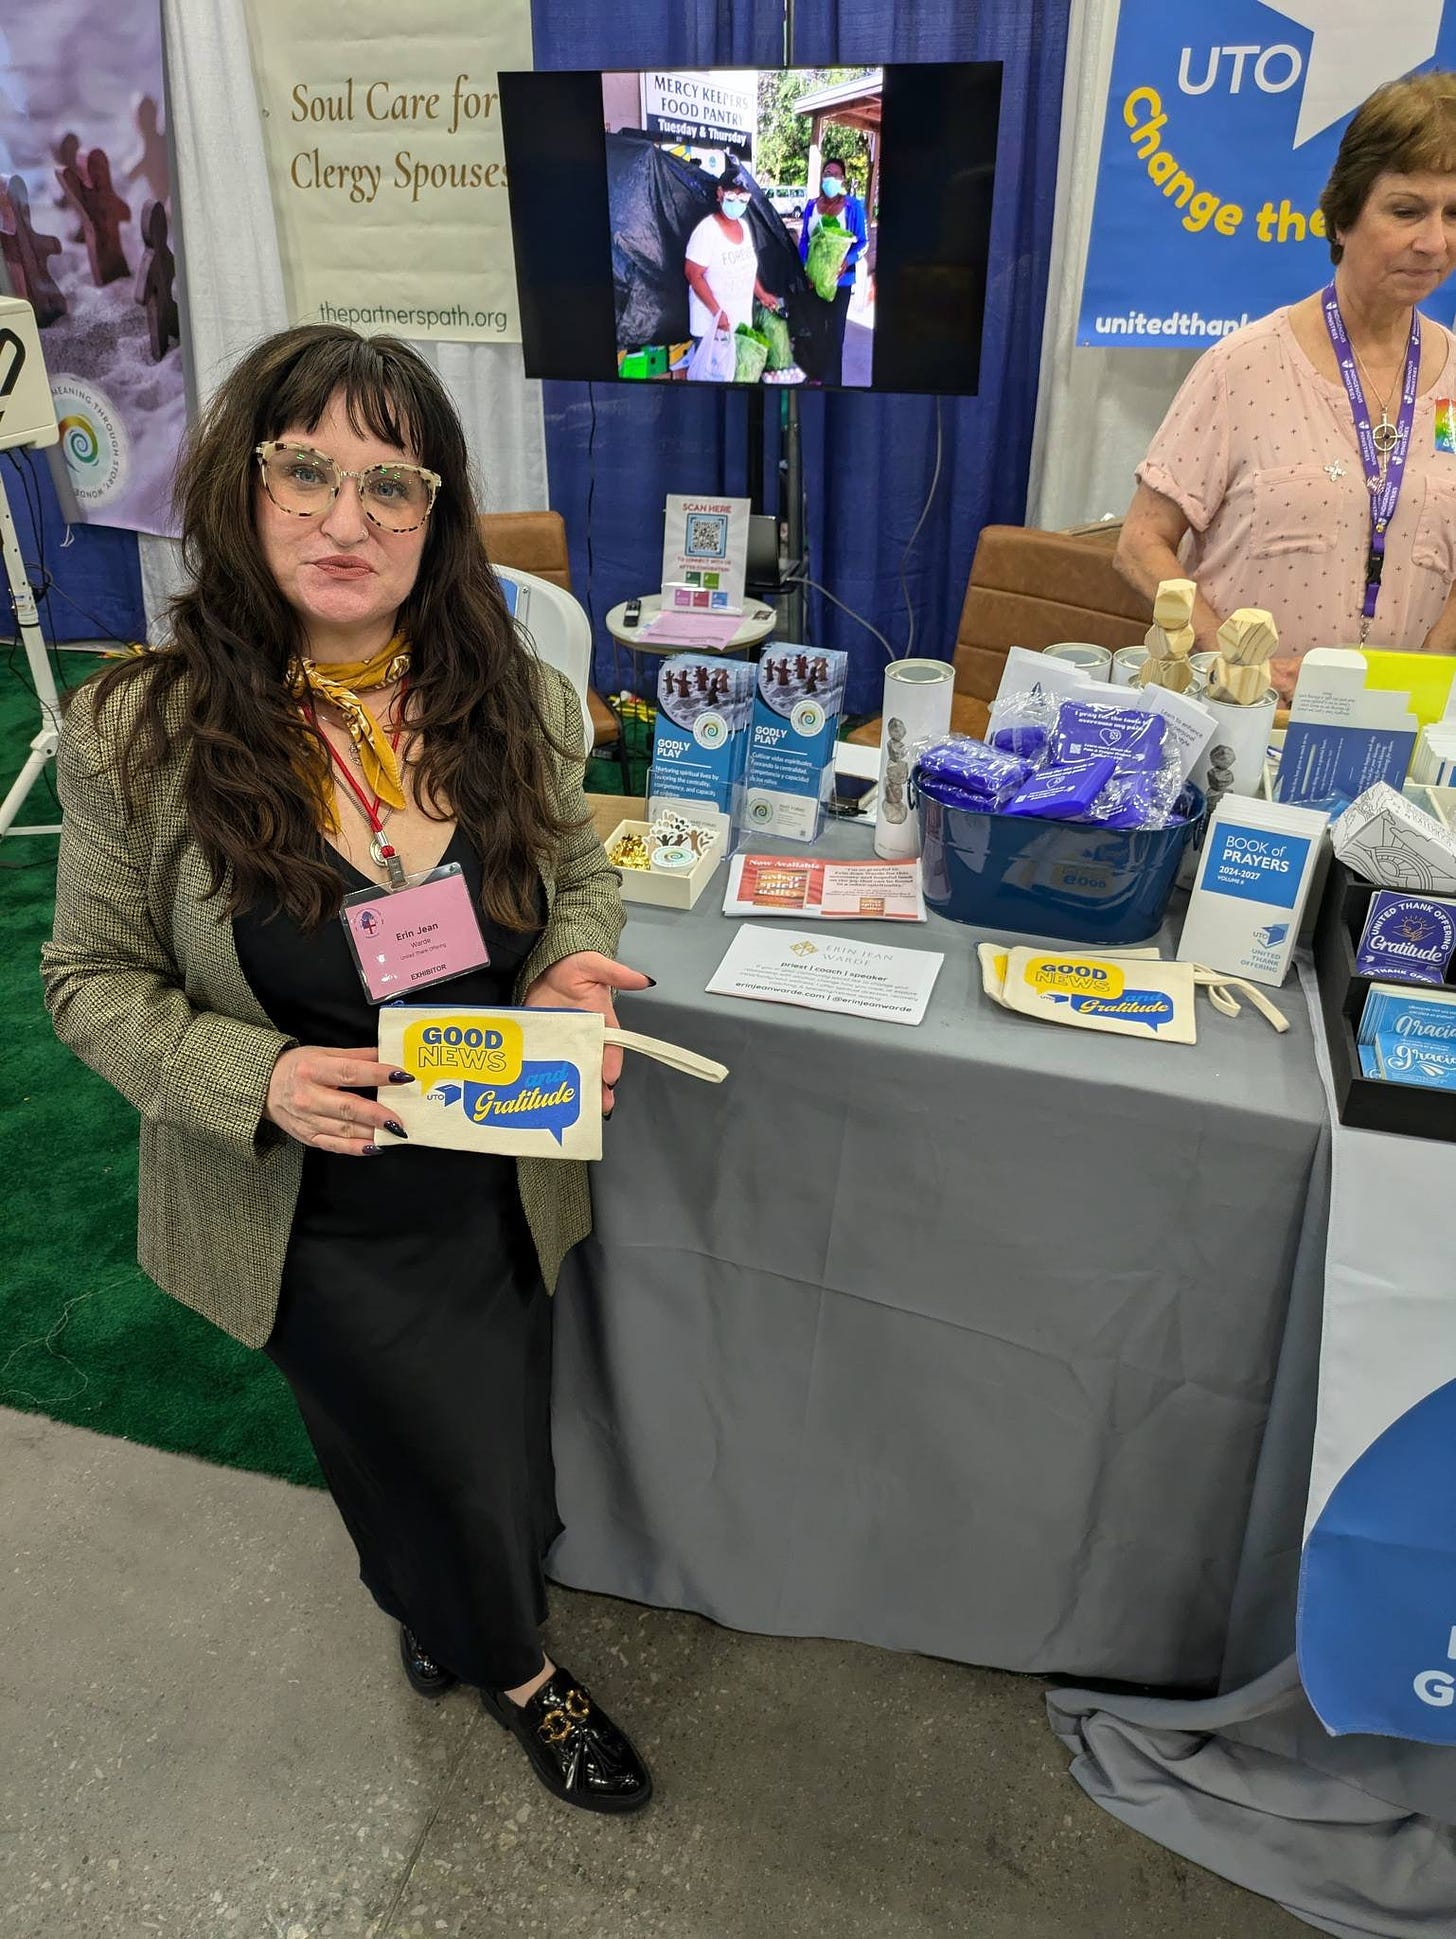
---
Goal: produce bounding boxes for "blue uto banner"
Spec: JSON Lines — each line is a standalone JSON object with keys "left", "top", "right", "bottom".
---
{"left": 1079, "top": 0, "right": 1456, "bottom": 348}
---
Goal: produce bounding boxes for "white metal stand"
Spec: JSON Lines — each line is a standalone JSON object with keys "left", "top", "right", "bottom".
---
{"left": 0, "top": 464, "right": 62, "bottom": 839}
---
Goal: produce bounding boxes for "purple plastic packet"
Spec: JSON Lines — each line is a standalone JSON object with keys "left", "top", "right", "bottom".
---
{"left": 920, "top": 779, "right": 1009, "bottom": 814}
{"left": 989, "top": 722, "right": 1050, "bottom": 765}
{"left": 1051, "top": 700, "right": 1166, "bottom": 774}
{"left": 1001, "top": 758, "right": 1120, "bottom": 819}
{"left": 915, "top": 738, "right": 1032, "bottom": 805}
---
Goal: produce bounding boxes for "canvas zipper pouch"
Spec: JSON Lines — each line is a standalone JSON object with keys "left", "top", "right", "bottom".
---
{"left": 376, "top": 1005, "right": 727, "bottom": 1160}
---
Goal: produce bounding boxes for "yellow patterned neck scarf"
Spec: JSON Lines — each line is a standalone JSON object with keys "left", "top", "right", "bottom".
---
{"left": 289, "top": 637, "right": 412, "bottom": 830}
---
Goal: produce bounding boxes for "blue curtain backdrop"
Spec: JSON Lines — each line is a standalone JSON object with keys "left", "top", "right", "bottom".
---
{"left": 5, "top": 451, "right": 146, "bottom": 646}
{"left": 794, "top": 1, "right": 1068, "bottom": 712}
{"left": 532, "top": 0, "right": 1070, "bottom": 715}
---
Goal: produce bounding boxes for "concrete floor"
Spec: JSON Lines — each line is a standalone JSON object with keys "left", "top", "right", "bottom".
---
{"left": 0, "top": 1405, "right": 1307, "bottom": 1939}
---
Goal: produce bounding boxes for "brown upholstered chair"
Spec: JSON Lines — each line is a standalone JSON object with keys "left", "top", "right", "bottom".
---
{"left": 847, "top": 521, "right": 1151, "bottom": 748}
{"left": 478, "top": 510, "right": 620, "bottom": 753}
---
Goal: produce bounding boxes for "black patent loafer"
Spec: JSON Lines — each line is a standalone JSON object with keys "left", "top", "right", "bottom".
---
{"left": 480, "top": 1666, "right": 652, "bottom": 1814}
{"left": 399, "top": 1625, "right": 458, "bottom": 1698}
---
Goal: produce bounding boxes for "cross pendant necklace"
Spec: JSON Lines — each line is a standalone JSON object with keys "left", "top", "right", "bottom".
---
{"left": 1351, "top": 341, "right": 1402, "bottom": 458}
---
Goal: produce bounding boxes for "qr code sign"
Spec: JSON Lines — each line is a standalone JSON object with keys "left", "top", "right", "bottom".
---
{"left": 685, "top": 513, "right": 729, "bottom": 560}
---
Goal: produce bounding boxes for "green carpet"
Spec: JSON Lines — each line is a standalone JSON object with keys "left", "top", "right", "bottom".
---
{"left": 2, "top": 656, "right": 322, "bottom": 1485}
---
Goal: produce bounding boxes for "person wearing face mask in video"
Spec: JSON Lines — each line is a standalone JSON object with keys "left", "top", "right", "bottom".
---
{"left": 798, "top": 158, "right": 868, "bottom": 387}
{"left": 683, "top": 165, "right": 784, "bottom": 379}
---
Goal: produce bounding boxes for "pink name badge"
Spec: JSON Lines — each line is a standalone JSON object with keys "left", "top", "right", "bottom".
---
{"left": 340, "top": 863, "right": 491, "bottom": 1004}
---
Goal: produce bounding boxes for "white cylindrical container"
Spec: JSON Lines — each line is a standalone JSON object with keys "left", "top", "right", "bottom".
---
{"left": 1194, "top": 688, "right": 1279, "bottom": 807}
{"left": 1111, "top": 646, "right": 1148, "bottom": 687}
{"left": 1043, "top": 642, "right": 1112, "bottom": 682}
{"left": 875, "top": 658, "right": 956, "bottom": 859}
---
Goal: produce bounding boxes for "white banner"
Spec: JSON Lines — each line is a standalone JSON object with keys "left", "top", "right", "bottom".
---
{"left": 1297, "top": 960, "right": 1456, "bottom": 1744}
{"left": 242, "top": 0, "right": 531, "bottom": 344}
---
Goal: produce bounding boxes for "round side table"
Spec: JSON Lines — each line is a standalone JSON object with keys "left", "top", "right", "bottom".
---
{"left": 604, "top": 595, "right": 778, "bottom": 664}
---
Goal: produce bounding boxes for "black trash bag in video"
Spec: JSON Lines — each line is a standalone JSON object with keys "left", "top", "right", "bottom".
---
{"left": 607, "top": 132, "right": 807, "bottom": 353}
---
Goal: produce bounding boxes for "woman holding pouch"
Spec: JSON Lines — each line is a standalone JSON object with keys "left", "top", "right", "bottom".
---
{"left": 1116, "top": 73, "right": 1456, "bottom": 701}
{"left": 42, "top": 325, "right": 654, "bottom": 1815}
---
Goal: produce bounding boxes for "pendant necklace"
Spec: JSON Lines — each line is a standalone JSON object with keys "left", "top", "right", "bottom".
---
{"left": 367, "top": 815, "right": 397, "bottom": 870}
{"left": 312, "top": 690, "right": 407, "bottom": 876}
{"left": 1352, "top": 345, "right": 1402, "bottom": 462}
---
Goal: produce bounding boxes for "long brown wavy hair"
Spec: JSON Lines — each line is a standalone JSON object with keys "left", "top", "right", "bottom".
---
{"left": 88, "top": 325, "right": 575, "bottom": 930}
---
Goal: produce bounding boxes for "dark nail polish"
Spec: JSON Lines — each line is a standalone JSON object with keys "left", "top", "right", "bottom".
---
{"left": 388, "top": 1070, "right": 416, "bottom": 1084}
{"left": 603, "top": 1108, "right": 615, "bottom": 1122}
{"left": 384, "top": 1120, "right": 407, "bottom": 1138}
{"left": 642, "top": 976, "right": 658, "bottom": 988}
{"left": 362, "top": 1143, "right": 381, "bottom": 1155}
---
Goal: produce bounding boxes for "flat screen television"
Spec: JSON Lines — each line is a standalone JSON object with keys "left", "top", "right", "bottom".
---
{"left": 497, "top": 64, "right": 1001, "bottom": 396}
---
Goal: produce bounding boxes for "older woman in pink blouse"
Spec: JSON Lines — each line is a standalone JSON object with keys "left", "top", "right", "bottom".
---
{"left": 1116, "top": 73, "right": 1456, "bottom": 701}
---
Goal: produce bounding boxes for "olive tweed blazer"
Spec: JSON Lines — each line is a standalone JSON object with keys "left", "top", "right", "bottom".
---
{"left": 40, "top": 662, "right": 625, "bottom": 1350}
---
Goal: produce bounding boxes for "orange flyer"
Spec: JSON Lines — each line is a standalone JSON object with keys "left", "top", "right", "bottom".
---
{"left": 723, "top": 855, "right": 925, "bottom": 921}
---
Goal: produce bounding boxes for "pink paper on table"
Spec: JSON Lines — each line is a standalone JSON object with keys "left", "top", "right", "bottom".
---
{"left": 639, "top": 612, "right": 743, "bottom": 649}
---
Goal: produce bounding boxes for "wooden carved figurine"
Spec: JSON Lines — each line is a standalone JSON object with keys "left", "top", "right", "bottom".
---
{"left": 134, "top": 199, "right": 179, "bottom": 361}
{"left": 0, "top": 176, "right": 65, "bottom": 326}
{"left": 57, "top": 146, "right": 131, "bottom": 287}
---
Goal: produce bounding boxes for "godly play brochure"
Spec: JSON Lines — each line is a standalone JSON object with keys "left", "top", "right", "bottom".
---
{"left": 722, "top": 854, "right": 927, "bottom": 921}
{"left": 660, "top": 494, "right": 750, "bottom": 614}
{"left": 706, "top": 926, "right": 943, "bottom": 1025}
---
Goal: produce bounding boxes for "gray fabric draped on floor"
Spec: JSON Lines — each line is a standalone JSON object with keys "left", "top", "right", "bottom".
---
{"left": 1050, "top": 968, "right": 1456, "bottom": 1937}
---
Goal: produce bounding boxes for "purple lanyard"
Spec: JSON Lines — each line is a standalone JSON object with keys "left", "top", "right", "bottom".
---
{"left": 1321, "top": 281, "right": 1421, "bottom": 625}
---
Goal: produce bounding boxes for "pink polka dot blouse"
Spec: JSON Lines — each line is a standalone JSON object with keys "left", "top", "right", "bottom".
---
{"left": 1137, "top": 306, "right": 1456, "bottom": 687}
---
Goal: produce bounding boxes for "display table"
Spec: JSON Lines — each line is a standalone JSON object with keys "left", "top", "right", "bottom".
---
{"left": 547, "top": 821, "right": 1329, "bottom": 1687}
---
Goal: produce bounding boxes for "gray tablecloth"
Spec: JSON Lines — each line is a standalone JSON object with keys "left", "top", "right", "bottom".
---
{"left": 547, "top": 821, "right": 1327, "bottom": 1686}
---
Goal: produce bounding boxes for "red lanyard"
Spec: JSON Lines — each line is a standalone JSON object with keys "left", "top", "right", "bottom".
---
{"left": 307, "top": 691, "right": 407, "bottom": 884}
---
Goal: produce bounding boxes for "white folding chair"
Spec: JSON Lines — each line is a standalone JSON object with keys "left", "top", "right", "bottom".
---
{"left": 494, "top": 566, "right": 595, "bottom": 753}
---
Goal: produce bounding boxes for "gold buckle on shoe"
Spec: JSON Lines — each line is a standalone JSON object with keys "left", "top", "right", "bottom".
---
{"left": 537, "top": 1688, "right": 591, "bottom": 1743}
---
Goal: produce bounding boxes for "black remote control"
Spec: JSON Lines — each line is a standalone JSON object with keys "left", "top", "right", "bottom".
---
{"left": 623, "top": 598, "right": 642, "bottom": 628}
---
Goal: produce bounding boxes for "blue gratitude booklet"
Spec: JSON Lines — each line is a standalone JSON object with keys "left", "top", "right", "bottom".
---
{"left": 1358, "top": 982, "right": 1456, "bottom": 1047}
{"left": 1364, "top": 1033, "right": 1456, "bottom": 1091}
